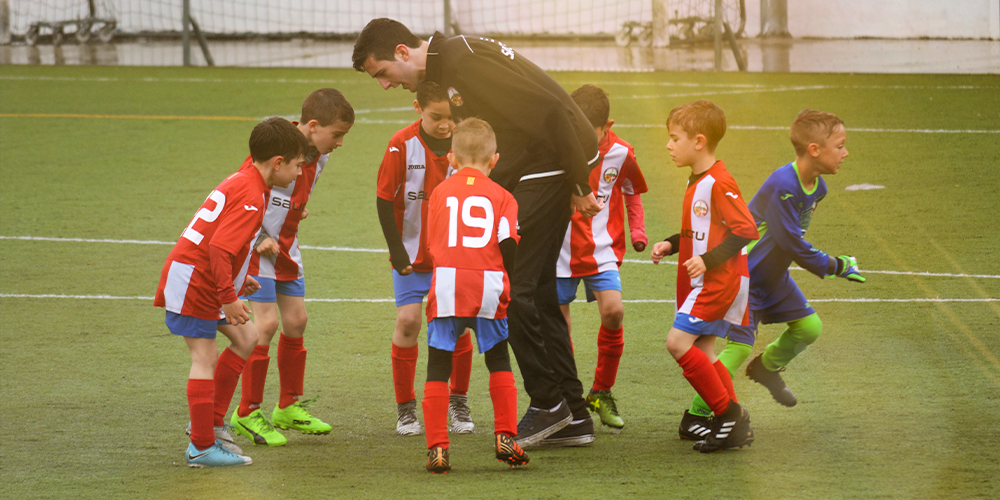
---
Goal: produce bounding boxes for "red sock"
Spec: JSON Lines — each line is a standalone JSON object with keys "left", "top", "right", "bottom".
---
{"left": 714, "top": 359, "right": 738, "bottom": 404}
{"left": 391, "top": 343, "right": 418, "bottom": 404}
{"left": 238, "top": 344, "right": 270, "bottom": 417}
{"left": 277, "top": 333, "right": 306, "bottom": 409}
{"left": 213, "top": 348, "right": 247, "bottom": 427}
{"left": 450, "top": 332, "right": 473, "bottom": 396}
{"left": 592, "top": 325, "right": 624, "bottom": 392}
{"left": 187, "top": 378, "right": 215, "bottom": 450}
{"left": 489, "top": 371, "right": 518, "bottom": 437}
{"left": 677, "top": 347, "right": 729, "bottom": 415}
{"left": 422, "top": 381, "right": 450, "bottom": 450}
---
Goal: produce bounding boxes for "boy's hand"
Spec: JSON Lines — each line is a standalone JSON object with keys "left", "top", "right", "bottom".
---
{"left": 242, "top": 276, "right": 260, "bottom": 296}
{"left": 222, "top": 300, "right": 252, "bottom": 326}
{"left": 256, "top": 237, "right": 279, "bottom": 256}
{"left": 397, "top": 265, "right": 414, "bottom": 276}
{"left": 301, "top": 208, "right": 309, "bottom": 220}
{"left": 651, "top": 241, "right": 672, "bottom": 264}
{"left": 571, "top": 192, "right": 604, "bottom": 218}
{"left": 836, "top": 255, "right": 866, "bottom": 283}
{"left": 682, "top": 256, "right": 707, "bottom": 278}
{"left": 633, "top": 241, "right": 646, "bottom": 252}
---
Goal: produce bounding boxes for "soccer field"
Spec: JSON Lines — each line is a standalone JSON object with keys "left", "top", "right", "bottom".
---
{"left": 1, "top": 65, "right": 999, "bottom": 499}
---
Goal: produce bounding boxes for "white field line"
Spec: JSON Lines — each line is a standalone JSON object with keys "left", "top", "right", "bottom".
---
{"left": 4, "top": 236, "right": 998, "bottom": 280}
{"left": 0, "top": 76, "right": 370, "bottom": 84}
{"left": 0, "top": 293, "right": 994, "bottom": 304}
{"left": 614, "top": 124, "right": 1000, "bottom": 134}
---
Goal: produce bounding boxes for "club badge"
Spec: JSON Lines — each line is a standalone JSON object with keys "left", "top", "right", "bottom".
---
{"left": 693, "top": 200, "right": 709, "bottom": 217}
{"left": 448, "top": 87, "right": 463, "bottom": 107}
{"left": 603, "top": 167, "right": 619, "bottom": 183}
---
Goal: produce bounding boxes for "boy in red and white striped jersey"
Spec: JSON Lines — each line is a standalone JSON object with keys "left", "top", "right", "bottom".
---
{"left": 421, "top": 117, "right": 526, "bottom": 473}
{"left": 154, "top": 117, "right": 308, "bottom": 467}
{"left": 554, "top": 84, "right": 648, "bottom": 437}
{"left": 376, "top": 81, "right": 476, "bottom": 437}
{"left": 231, "top": 89, "right": 354, "bottom": 446}
{"left": 650, "top": 100, "right": 759, "bottom": 453}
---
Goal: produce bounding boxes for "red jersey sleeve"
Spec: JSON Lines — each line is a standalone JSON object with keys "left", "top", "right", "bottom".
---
{"left": 621, "top": 149, "right": 648, "bottom": 195}
{"left": 376, "top": 137, "right": 406, "bottom": 202}
{"left": 210, "top": 181, "right": 266, "bottom": 257}
{"left": 712, "top": 177, "right": 759, "bottom": 240}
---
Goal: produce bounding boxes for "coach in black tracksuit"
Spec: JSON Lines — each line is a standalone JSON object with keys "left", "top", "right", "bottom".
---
{"left": 353, "top": 19, "right": 602, "bottom": 447}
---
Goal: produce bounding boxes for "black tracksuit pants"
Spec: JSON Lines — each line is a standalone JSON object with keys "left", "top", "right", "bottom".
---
{"left": 507, "top": 178, "right": 588, "bottom": 419}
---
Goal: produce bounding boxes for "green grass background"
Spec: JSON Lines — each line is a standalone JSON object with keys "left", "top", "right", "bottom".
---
{"left": 1, "top": 65, "right": 999, "bottom": 499}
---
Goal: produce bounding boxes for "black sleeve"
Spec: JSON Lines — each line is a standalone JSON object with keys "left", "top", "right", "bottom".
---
{"left": 664, "top": 234, "right": 680, "bottom": 256}
{"left": 700, "top": 234, "right": 754, "bottom": 271}
{"left": 376, "top": 197, "right": 411, "bottom": 272}
{"left": 499, "top": 238, "right": 518, "bottom": 279}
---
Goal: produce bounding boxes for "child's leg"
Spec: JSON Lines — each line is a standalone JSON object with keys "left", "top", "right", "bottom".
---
{"left": 484, "top": 340, "right": 517, "bottom": 437}
{"left": 392, "top": 302, "right": 423, "bottom": 404}
{"left": 689, "top": 340, "right": 752, "bottom": 416}
{"left": 423, "top": 346, "right": 453, "bottom": 450}
{"left": 592, "top": 289, "right": 624, "bottom": 392}
{"left": 275, "top": 293, "right": 308, "bottom": 409}
{"left": 214, "top": 322, "right": 256, "bottom": 426}
{"left": 558, "top": 304, "right": 572, "bottom": 335}
{"left": 667, "top": 328, "right": 729, "bottom": 416}
{"left": 762, "top": 313, "right": 823, "bottom": 371}
{"left": 449, "top": 331, "right": 473, "bottom": 396}
{"left": 239, "top": 300, "right": 278, "bottom": 418}
{"left": 186, "top": 337, "right": 219, "bottom": 450}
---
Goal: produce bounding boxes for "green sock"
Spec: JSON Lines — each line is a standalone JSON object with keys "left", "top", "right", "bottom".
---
{"left": 761, "top": 313, "right": 823, "bottom": 371}
{"left": 688, "top": 341, "right": 752, "bottom": 416}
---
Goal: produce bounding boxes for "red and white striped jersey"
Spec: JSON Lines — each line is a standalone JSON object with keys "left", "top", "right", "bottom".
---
{"left": 557, "top": 129, "right": 648, "bottom": 277}
{"left": 243, "top": 152, "right": 328, "bottom": 281}
{"left": 425, "top": 168, "right": 519, "bottom": 321}
{"left": 154, "top": 167, "right": 268, "bottom": 321}
{"left": 675, "top": 161, "right": 758, "bottom": 325}
{"left": 376, "top": 120, "right": 452, "bottom": 273}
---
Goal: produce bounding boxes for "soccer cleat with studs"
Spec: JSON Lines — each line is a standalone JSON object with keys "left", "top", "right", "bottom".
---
{"left": 678, "top": 410, "right": 713, "bottom": 441}
{"left": 586, "top": 390, "right": 625, "bottom": 432}
{"left": 746, "top": 354, "right": 798, "bottom": 407}
{"left": 230, "top": 409, "right": 288, "bottom": 446}
{"left": 426, "top": 446, "right": 451, "bottom": 473}
{"left": 185, "top": 441, "right": 252, "bottom": 468}
{"left": 396, "top": 399, "right": 423, "bottom": 436}
{"left": 495, "top": 433, "right": 530, "bottom": 467}
{"left": 272, "top": 398, "right": 333, "bottom": 434}
{"left": 186, "top": 422, "right": 244, "bottom": 455}
{"left": 448, "top": 394, "right": 475, "bottom": 434}
{"left": 693, "top": 400, "right": 753, "bottom": 453}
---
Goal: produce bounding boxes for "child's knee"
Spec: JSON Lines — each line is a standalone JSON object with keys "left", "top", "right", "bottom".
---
{"left": 600, "top": 305, "right": 624, "bottom": 329}
{"left": 791, "top": 314, "right": 823, "bottom": 345}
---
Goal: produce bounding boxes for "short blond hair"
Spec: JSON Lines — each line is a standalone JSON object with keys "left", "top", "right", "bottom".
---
{"left": 666, "top": 100, "right": 727, "bottom": 151}
{"left": 452, "top": 117, "right": 497, "bottom": 165}
{"left": 790, "top": 109, "right": 844, "bottom": 156}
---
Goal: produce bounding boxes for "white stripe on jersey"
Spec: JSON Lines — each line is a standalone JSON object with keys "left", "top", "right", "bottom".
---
{"left": 233, "top": 228, "right": 261, "bottom": 298}
{"left": 498, "top": 216, "right": 512, "bottom": 243}
{"left": 164, "top": 260, "right": 195, "bottom": 314}
{"left": 402, "top": 136, "right": 428, "bottom": 264}
{"left": 478, "top": 270, "right": 505, "bottom": 318}
{"left": 556, "top": 223, "right": 573, "bottom": 277}
{"left": 678, "top": 285, "right": 702, "bottom": 315}
{"left": 689, "top": 174, "right": 715, "bottom": 289}
{"left": 723, "top": 274, "right": 750, "bottom": 325}
{"left": 287, "top": 234, "right": 303, "bottom": 279}
{"left": 434, "top": 266, "right": 457, "bottom": 317}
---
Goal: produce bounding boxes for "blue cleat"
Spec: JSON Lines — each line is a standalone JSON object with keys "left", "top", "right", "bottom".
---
{"left": 186, "top": 441, "right": 253, "bottom": 468}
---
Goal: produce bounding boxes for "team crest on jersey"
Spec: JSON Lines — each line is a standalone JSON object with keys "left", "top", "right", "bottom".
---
{"left": 448, "top": 87, "right": 463, "bottom": 107}
{"left": 693, "top": 200, "right": 709, "bottom": 217}
{"left": 603, "top": 167, "right": 619, "bottom": 183}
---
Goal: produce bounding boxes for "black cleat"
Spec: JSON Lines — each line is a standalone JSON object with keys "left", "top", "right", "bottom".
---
{"left": 514, "top": 400, "right": 572, "bottom": 449}
{"left": 426, "top": 446, "right": 451, "bottom": 473}
{"left": 746, "top": 354, "right": 798, "bottom": 407}
{"left": 678, "top": 410, "right": 713, "bottom": 441}
{"left": 539, "top": 417, "right": 595, "bottom": 447}
{"left": 693, "top": 400, "right": 753, "bottom": 453}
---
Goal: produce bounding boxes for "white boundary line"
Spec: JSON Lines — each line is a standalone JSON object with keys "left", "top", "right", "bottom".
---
{"left": 0, "top": 293, "right": 994, "bottom": 304}
{"left": 4, "top": 236, "right": 997, "bottom": 280}
{"left": 613, "top": 124, "right": 1000, "bottom": 134}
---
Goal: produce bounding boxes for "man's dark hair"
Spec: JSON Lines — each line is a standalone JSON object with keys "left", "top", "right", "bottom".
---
{"left": 416, "top": 80, "right": 449, "bottom": 108}
{"left": 301, "top": 88, "right": 355, "bottom": 126}
{"left": 352, "top": 18, "right": 422, "bottom": 72}
{"left": 249, "top": 117, "right": 309, "bottom": 163}
{"left": 570, "top": 84, "right": 610, "bottom": 128}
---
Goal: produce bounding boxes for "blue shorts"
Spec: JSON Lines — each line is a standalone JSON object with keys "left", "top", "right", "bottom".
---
{"left": 557, "top": 270, "right": 621, "bottom": 305}
{"left": 241, "top": 276, "right": 305, "bottom": 302}
{"left": 165, "top": 311, "right": 227, "bottom": 339}
{"left": 672, "top": 312, "right": 732, "bottom": 338}
{"left": 392, "top": 270, "right": 432, "bottom": 307}
{"left": 723, "top": 285, "right": 816, "bottom": 346}
{"left": 428, "top": 317, "right": 508, "bottom": 354}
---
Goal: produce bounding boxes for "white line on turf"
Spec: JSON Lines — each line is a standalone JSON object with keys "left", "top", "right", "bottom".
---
{"left": 4, "top": 236, "right": 998, "bottom": 279}
{"left": 1, "top": 293, "right": 994, "bottom": 304}
{"left": 614, "top": 124, "right": 1000, "bottom": 134}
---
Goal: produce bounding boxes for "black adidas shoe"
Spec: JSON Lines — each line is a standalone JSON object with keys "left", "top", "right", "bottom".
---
{"left": 693, "top": 400, "right": 753, "bottom": 453}
{"left": 746, "top": 354, "right": 798, "bottom": 407}
{"left": 539, "top": 416, "right": 595, "bottom": 448}
{"left": 514, "top": 400, "right": 572, "bottom": 448}
{"left": 678, "top": 410, "right": 713, "bottom": 441}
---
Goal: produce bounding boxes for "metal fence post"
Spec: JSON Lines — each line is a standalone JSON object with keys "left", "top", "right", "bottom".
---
{"left": 182, "top": 0, "right": 191, "bottom": 66}
{"left": 0, "top": 0, "right": 11, "bottom": 45}
{"left": 444, "top": 0, "right": 452, "bottom": 36}
{"left": 714, "top": 0, "right": 722, "bottom": 70}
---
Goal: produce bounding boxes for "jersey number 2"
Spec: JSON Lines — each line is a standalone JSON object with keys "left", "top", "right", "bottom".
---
{"left": 182, "top": 190, "right": 226, "bottom": 245}
{"left": 446, "top": 196, "right": 493, "bottom": 249}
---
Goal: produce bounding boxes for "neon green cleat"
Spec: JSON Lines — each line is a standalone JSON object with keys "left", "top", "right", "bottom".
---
{"left": 272, "top": 398, "right": 332, "bottom": 434}
{"left": 586, "top": 390, "right": 625, "bottom": 432}
{"left": 231, "top": 409, "right": 288, "bottom": 446}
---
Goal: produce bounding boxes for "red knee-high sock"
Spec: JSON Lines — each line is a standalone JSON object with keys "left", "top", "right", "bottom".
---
{"left": 238, "top": 344, "right": 270, "bottom": 417}
{"left": 450, "top": 332, "right": 473, "bottom": 396}
{"left": 489, "top": 371, "right": 518, "bottom": 437}
{"left": 188, "top": 378, "right": 215, "bottom": 450}
{"left": 593, "top": 325, "right": 624, "bottom": 392}
{"left": 213, "top": 348, "right": 246, "bottom": 427}
{"left": 277, "top": 333, "right": 307, "bottom": 409}
{"left": 391, "top": 343, "right": 419, "bottom": 404}
{"left": 677, "top": 347, "right": 729, "bottom": 415}
{"left": 714, "top": 359, "right": 738, "bottom": 404}
{"left": 422, "top": 381, "right": 450, "bottom": 450}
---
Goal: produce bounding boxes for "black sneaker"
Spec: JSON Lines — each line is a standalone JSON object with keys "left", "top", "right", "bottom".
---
{"left": 693, "top": 400, "right": 753, "bottom": 453}
{"left": 539, "top": 417, "right": 595, "bottom": 448}
{"left": 746, "top": 354, "right": 798, "bottom": 407}
{"left": 678, "top": 410, "right": 713, "bottom": 441}
{"left": 514, "top": 400, "right": 572, "bottom": 448}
